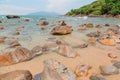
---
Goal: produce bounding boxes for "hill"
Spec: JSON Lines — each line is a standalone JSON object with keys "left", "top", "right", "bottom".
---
{"left": 28, "top": 11, "right": 59, "bottom": 16}
{"left": 66, "top": 0, "right": 120, "bottom": 16}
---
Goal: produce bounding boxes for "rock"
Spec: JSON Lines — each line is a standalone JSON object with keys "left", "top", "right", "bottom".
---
{"left": 56, "top": 40, "right": 69, "bottom": 45}
{"left": 56, "top": 20, "right": 67, "bottom": 26}
{"left": 10, "top": 47, "right": 32, "bottom": 63}
{"left": 37, "top": 21, "right": 49, "bottom": 26}
{"left": 73, "top": 43, "right": 88, "bottom": 48}
{"left": 87, "top": 32, "right": 100, "bottom": 37}
{"left": 0, "top": 27, "right": 4, "bottom": 30}
{"left": 31, "top": 45, "right": 43, "bottom": 56}
{"left": 88, "top": 37, "right": 96, "bottom": 43}
{"left": 78, "top": 27, "right": 86, "bottom": 31}
{"left": 57, "top": 45, "right": 78, "bottom": 58}
{"left": 9, "top": 41, "right": 21, "bottom": 48}
{"left": 108, "top": 53, "right": 117, "bottom": 59}
{"left": 114, "top": 39, "right": 120, "bottom": 44}
{"left": 0, "top": 70, "right": 32, "bottom": 80}
{"left": 0, "top": 47, "right": 32, "bottom": 66}
{"left": 96, "top": 25, "right": 102, "bottom": 28}
{"left": 34, "top": 73, "right": 41, "bottom": 80}
{"left": 85, "top": 23, "right": 94, "bottom": 28}
{"left": 113, "top": 62, "right": 120, "bottom": 69}
{"left": 116, "top": 46, "right": 120, "bottom": 50}
{"left": 51, "top": 25, "right": 73, "bottom": 35}
{"left": 74, "top": 65, "right": 92, "bottom": 77}
{"left": 5, "top": 39, "right": 18, "bottom": 45}
{"left": 40, "top": 59, "right": 76, "bottom": 80}
{"left": 6, "top": 15, "right": 20, "bottom": 19}
{"left": 89, "top": 75, "right": 106, "bottom": 80}
{"left": 42, "top": 43, "right": 59, "bottom": 51}
{"left": 99, "top": 65, "right": 119, "bottom": 75}
{"left": 0, "top": 36, "right": 7, "bottom": 39}
{"left": 16, "top": 26, "right": 25, "bottom": 31}
{"left": 98, "top": 39, "right": 116, "bottom": 46}
{"left": 105, "top": 24, "right": 110, "bottom": 26}
{"left": 23, "top": 18, "right": 30, "bottom": 22}
{"left": 0, "top": 39, "right": 4, "bottom": 44}
{"left": 12, "top": 31, "right": 20, "bottom": 35}
{"left": 0, "top": 20, "right": 2, "bottom": 23}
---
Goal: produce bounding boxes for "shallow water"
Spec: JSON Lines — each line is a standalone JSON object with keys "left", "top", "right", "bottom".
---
{"left": 0, "top": 16, "right": 120, "bottom": 53}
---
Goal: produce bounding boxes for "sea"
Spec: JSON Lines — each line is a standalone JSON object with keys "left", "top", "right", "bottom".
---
{"left": 0, "top": 15, "right": 120, "bottom": 53}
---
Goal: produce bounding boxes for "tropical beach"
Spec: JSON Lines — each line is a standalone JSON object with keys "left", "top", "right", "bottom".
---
{"left": 0, "top": 0, "right": 120, "bottom": 80}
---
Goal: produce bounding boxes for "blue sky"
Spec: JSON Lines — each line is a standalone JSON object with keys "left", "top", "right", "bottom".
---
{"left": 0, "top": 0, "right": 95, "bottom": 15}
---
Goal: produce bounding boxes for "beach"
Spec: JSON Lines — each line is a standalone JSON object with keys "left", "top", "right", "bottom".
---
{"left": 0, "top": 16, "right": 120, "bottom": 80}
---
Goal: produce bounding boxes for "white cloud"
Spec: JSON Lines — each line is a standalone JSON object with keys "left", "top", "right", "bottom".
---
{"left": 46, "top": 0, "right": 82, "bottom": 14}
{"left": 0, "top": 4, "right": 36, "bottom": 15}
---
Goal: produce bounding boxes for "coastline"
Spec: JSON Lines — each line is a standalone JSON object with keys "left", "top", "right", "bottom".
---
{"left": 65, "top": 14, "right": 120, "bottom": 19}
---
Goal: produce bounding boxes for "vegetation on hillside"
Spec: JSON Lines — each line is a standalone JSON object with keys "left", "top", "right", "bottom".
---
{"left": 66, "top": 0, "right": 120, "bottom": 16}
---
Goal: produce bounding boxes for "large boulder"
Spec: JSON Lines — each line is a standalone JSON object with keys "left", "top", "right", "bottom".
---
{"left": 6, "top": 15, "right": 20, "bottom": 19}
{"left": 51, "top": 25, "right": 73, "bottom": 35}
{"left": 38, "top": 59, "right": 76, "bottom": 80}
{"left": 0, "top": 47, "right": 32, "bottom": 66}
{"left": 10, "top": 47, "right": 32, "bottom": 63}
{"left": 57, "top": 45, "right": 78, "bottom": 58}
{"left": 0, "top": 70, "right": 32, "bottom": 80}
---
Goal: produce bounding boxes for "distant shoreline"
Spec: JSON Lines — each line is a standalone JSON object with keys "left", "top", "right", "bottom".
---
{"left": 65, "top": 14, "right": 120, "bottom": 19}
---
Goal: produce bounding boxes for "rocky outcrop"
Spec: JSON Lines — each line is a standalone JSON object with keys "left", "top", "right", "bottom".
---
{"left": 51, "top": 25, "right": 73, "bottom": 35}
{"left": 6, "top": 15, "right": 20, "bottom": 19}
{"left": 51, "top": 21, "right": 73, "bottom": 35}
{"left": 0, "top": 70, "right": 32, "bottom": 80}
{"left": 39, "top": 59, "right": 76, "bottom": 80}
{"left": 57, "top": 45, "right": 78, "bottom": 58}
{"left": 10, "top": 47, "right": 32, "bottom": 63}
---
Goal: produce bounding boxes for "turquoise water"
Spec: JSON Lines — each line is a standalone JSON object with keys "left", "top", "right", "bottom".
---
{"left": 0, "top": 15, "right": 120, "bottom": 53}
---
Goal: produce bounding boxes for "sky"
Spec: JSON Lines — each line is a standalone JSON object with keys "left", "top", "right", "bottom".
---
{"left": 0, "top": 0, "right": 95, "bottom": 15}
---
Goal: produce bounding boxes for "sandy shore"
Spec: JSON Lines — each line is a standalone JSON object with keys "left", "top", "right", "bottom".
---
{"left": 0, "top": 35, "right": 120, "bottom": 80}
